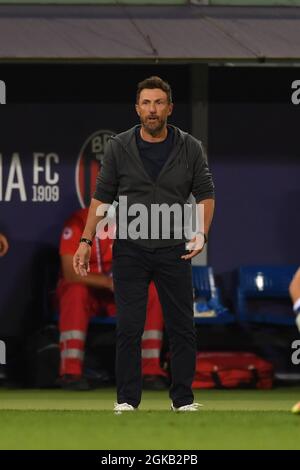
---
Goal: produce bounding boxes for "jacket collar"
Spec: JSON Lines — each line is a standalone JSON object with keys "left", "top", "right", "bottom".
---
{"left": 112, "top": 124, "right": 186, "bottom": 156}
{"left": 111, "top": 124, "right": 189, "bottom": 181}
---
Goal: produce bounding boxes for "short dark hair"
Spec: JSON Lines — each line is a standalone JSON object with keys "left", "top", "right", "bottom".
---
{"left": 136, "top": 76, "right": 172, "bottom": 104}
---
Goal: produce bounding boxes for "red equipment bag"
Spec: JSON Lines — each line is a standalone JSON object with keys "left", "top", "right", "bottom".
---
{"left": 192, "top": 351, "right": 273, "bottom": 389}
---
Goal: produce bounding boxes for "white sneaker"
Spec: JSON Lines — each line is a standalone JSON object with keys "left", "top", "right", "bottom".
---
{"left": 171, "top": 402, "right": 203, "bottom": 412}
{"left": 113, "top": 402, "right": 136, "bottom": 413}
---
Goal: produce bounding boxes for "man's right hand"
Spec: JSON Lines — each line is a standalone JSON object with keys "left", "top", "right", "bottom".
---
{"left": 73, "top": 243, "right": 91, "bottom": 276}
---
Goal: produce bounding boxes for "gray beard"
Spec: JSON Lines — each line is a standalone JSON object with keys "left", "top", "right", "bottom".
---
{"left": 141, "top": 118, "right": 166, "bottom": 137}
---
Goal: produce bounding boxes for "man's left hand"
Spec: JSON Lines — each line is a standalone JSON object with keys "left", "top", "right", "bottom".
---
{"left": 181, "top": 233, "right": 206, "bottom": 260}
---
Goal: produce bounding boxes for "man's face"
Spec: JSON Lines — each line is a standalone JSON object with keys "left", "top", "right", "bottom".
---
{"left": 135, "top": 88, "right": 173, "bottom": 136}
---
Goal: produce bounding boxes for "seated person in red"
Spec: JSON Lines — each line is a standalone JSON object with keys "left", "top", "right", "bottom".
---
{"left": 57, "top": 208, "right": 168, "bottom": 390}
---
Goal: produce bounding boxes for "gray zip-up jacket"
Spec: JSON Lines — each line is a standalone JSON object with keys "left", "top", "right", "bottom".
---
{"left": 93, "top": 125, "right": 215, "bottom": 248}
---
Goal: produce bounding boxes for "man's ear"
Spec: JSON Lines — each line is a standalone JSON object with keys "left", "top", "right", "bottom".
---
{"left": 168, "top": 103, "right": 174, "bottom": 116}
{"left": 135, "top": 104, "right": 140, "bottom": 116}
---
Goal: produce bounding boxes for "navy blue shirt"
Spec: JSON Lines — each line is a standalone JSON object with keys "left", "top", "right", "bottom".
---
{"left": 135, "top": 126, "right": 174, "bottom": 183}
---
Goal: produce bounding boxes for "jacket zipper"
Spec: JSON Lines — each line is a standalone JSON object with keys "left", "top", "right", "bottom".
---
{"left": 111, "top": 133, "right": 187, "bottom": 247}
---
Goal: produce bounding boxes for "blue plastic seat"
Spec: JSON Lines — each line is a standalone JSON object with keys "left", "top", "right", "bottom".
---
{"left": 192, "top": 266, "right": 234, "bottom": 324}
{"left": 236, "top": 265, "right": 298, "bottom": 325}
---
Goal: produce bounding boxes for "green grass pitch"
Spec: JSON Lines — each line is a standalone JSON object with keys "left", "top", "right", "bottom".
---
{"left": 0, "top": 387, "right": 299, "bottom": 450}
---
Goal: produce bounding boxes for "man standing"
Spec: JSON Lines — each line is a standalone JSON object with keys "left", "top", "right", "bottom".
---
{"left": 73, "top": 76, "right": 215, "bottom": 411}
